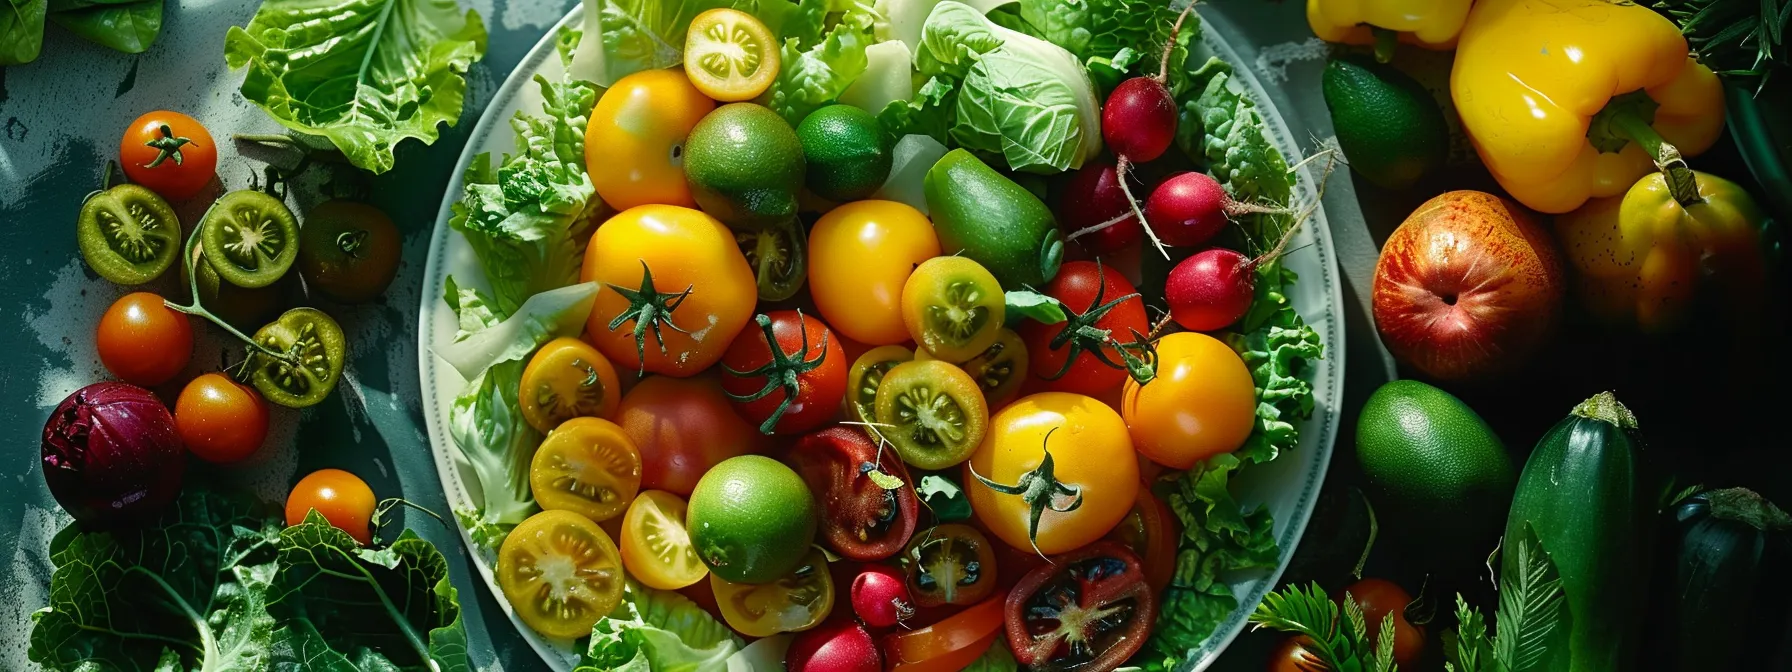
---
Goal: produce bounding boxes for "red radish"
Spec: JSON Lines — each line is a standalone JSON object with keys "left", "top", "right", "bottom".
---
{"left": 786, "top": 618, "right": 881, "bottom": 672}
{"left": 1060, "top": 159, "right": 1143, "bottom": 253}
{"left": 1095, "top": 1, "right": 1199, "bottom": 259}
{"left": 849, "top": 564, "right": 914, "bottom": 629}
{"left": 1166, "top": 248, "right": 1257, "bottom": 331}
{"left": 1147, "top": 171, "right": 1296, "bottom": 247}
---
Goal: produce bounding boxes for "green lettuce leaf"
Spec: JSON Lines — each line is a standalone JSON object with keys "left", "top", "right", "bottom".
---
{"left": 876, "top": 75, "right": 958, "bottom": 146}
{"left": 266, "top": 513, "right": 469, "bottom": 671}
{"left": 223, "top": 0, "right": 487, "bottom": 174}
{"left": 1225, "top": 263, "right": 1322, "bottom": 465}
{"left": 760, "top": 2, "right": 878, "bottom": 126}
{"left": 580, "top": 0, "right": 733, "bottom": 87}
{"left": 962, "top": 638, "right": 1018, "bottom": 671}
{"left": 577, "top": 581, "right": 743, "bottom": 672}
{"left": 28, "top": 487, "right": 284, "bottom": 671}
{"left": 1007, "top": 0, "right": 1198, "bottom": 94}
{"left": 1, "top": 0, "right": 47, "bottom": 65}
{"left": 46, "top": 0, "right": 160, "bottom": 54}
{"left": 1176, "top": 57, "right": 1293, "bottom": 206}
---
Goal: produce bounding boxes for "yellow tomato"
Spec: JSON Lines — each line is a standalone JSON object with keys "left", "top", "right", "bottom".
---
{"left": 584, "top": 69, "right": 715, "bottom": 211}
{"left": 621, "top": 490, "right": 709, "bottom": 590}
{"left": 530, "top": 417, "right": 643, "bottom": 523}
{"left": 1121, "top": 332, "right": 1256, "bottom": 469}
{"left": 683, "top": 9, "right": 779, "bottom": 101}
{"left": 710, "top": 549, "right": 834, "bottom": 637}
{"left": 581, "top": 205, "right": 756, "bottom": 377}
{"left": 966, "top": 392, "right": 1139, "bottom": 555}
{"left": 519, "top": 337, "right": 622, "bottom": 434}
{"left": 497, "top": 510, "right": 626, "bottom": 639}
{"left": 808, "top": 200, "right": 941, "bottom": 345}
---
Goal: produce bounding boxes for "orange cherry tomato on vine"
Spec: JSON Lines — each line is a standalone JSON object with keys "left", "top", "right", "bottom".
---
{"left": 1121, "top": 331, "right": 1256, "bottom": 469}
{"left": 965, "top": 392, "right": 1139, "bottom": 555}
{"left": 584, "top": 69, "right": 715, "bottom": 211}
{"left": 719, "top": 311, "right": 848, "bottom": 434}
{"left": 174, "top": 373, "right": 270, "bottom": 464}
{"left": 285, "top": 468, "right": 377, "bottom": 544}
{"left": 1019, "top": 261, "right": 1150, "bottom": 397}
{"left": 1343, "top": 578, "right": 1426, "bottom": 665}
{"left": 613, "top": 374, "right": 766, "bottom": 496}
{"left": 97, "top": 292, "right": 193, "bottom": 387}
{"left": 808, "top": 200, "right": 941, "bottom": 346}
{"left": 120, "top": 111, "right": 217, "bottom": 201}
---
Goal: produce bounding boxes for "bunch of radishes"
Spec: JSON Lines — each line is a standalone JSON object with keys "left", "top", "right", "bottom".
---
{"left": 786, "top": 565, "right": 916, "bottom": 672}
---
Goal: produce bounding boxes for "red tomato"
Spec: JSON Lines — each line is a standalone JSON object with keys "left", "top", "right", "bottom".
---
{"left": 883, "top": 596, "right": 1005, "bottom": 672}
{"left": 174, "top": 373, "right": 270, "bottom": 464}
{"left": 285, "top": 468, "right": 377, "bottom": 544}
{"left": 97, "top": 292, "right": 193, "bottom": 387}
{"left": 785, "top": 427, "right": 919, "bottom": 561}
{"left": 1104, "top": 487, "right": 1181, "bottom": 593}
{"left": 120, "top": 111, "right": 217, "bottom": 200}
{"left": 719, "top": 311, "right": 849, "bottom": 435}
{"left": 613, "top": 374, "right": 765, "bottom": 496}
{"left": 1343, "top": 578, "right": 1426, "bottom": 665}
{"left": 1270, "top": 636, "right": 1325, "bottom": 672}
{"left": 1004, "top": 542, "right": 1156, "bottom": 671}
{"left": 1019, "top": 261, "right": 1149, "bottom": 396}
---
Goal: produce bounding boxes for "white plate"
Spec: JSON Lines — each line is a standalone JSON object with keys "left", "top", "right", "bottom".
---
{"left": 418, "top": 7, "right": 1345, "bottom": 670}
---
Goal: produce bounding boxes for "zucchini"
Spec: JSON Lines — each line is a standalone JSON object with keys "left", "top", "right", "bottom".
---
{"left": 1649, "top": 488, "right": 1792, "bottom": 671}
{"left": 1502, "top": 392, "right": 1651, "bottom": 672}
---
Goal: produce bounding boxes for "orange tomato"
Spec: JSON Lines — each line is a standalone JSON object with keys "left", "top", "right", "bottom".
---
{"left": 174, "top": 373, "right": 269, "bottom": 464}
{"left": 807, "top": 200, "right": 940, "bottom": 345}
{"left": 97, "top": 292, "right": 192, "bottom": 387}
{"left": 120, "top": 111, "right": 217, "bottom": 200}
{"left": 285, "top": 468, "right": 377, "bottom": 544}
{"left": 966, "top": 392, "right": 1139, "bottom": 555}
{"left": 584, "top": 69, "right": 714, "bottom": 211}
{"left": 1121, "top": 332, "right": 1256, "bottom": 469}
{"left": 518, "top": 337, "right": 622, "bottom": 434}
{"left": 883, "top": 596, "right": 1005, "bottom": 672}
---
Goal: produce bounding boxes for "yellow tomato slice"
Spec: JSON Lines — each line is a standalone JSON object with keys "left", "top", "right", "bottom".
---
{"left": 683, "top": 9, "right": 780, "bottom": 102}
{"left": 621, "top": 490, "right": 709, "bottom": 590}
{"left": 530, "top": 417, "right": 643, "bottom": 523}
{"left": 709, "top": 549, "right": 834, "bottom": 637}
{"left": 497, "top": 510, "right": 626, "bottom": 639}
{"left": 518, "top": 337, "right": 621, "bottom": 434}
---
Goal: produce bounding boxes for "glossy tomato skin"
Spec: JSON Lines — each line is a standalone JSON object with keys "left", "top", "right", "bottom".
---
{"left": 882, "top": 596, "right": 1005, "bottom": 672}
{"left": 808, "top": 200, "right": 941, "bottom": 346}
{"left": 1004, "top": 542, "right": 1156, "bottom": 671}
{"left": 614, "top": 375, "right": 765, "bottom": 496}
{"left": 97, "top": 292, "right": 193, "bottom": 387}
{"left": 585, "top": 69, "right": 715, "bottom": 211}
{"left": 285, "top": 468, "right": 377, "bottom": 544}
{"left": 120, "top": 111, "right": 217, "bottom": 200}
{"left": 174, "top": 373, "right": 270, "bottom": 464}
{"left": 786, "top": 618, "right": 881, "bottom": 672}
{"left": 1343, "top": 578, "right": 1425, "bottom": 665}
{"left": 582, "top": 205, "right": 756, "bottom": 377}
{"left": 1020, "top": 261, "right": 1149, "bottom": 396}
{"left": 1270, "top": 636, "right": 1325, "bottom": 672}
{"left": 1104, "top": 487, "right": 1180, "bottom": 594}
{"left": 967, "top": 392, "right": 1139, "bottom": 555}
{"left": 720, "top": 311, "right": 850, "bottom": 435}
{"left": 786, "top": 428, "right": 919, "bottom": 561}
{"left": 1121, "top": 332, "right": 1256, "bottom": 469}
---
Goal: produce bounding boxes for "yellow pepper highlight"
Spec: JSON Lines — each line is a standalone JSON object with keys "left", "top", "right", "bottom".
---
{"left": 1307, "top": 0, "right": 1472, "bottom": 58}
{"left": 1451, "top": 0, "right": 1725, "bottom": 214}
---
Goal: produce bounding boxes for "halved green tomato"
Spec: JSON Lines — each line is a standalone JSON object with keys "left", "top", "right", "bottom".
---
{"left": 250, "top": 307, "right": 345, "bottom": 408}
{"left": 710, "top": 548, "right": 834, "bottom": 637}
{"left": 917, "top": 328, "right": 1028, "bottom": 409}
{"left": 200, "top": 190, "right": 299, "bottom": 288}
{"left": 873, "top": 360, "right": 989, "bottom": 469}
{"left": 620, "top": 490, "right": 708, "bottom": 590}
{"left": 497, "top": 509, "right": 626, "bottom": 639}
{"left": 184, "top": 242, "right": 286, "bottom": 329}
{"left": 531, "top": 417, "right": 643, "bottom": 523}
{"left": 737, "top": 217, "right": 807, "bottom": 301}
{"left": 519, "top": 337, "right": 622, "bottom": 434}
{"left": 845, "top": 344, "right": 914, "bottom": 430}
{"left": 77, "top": 183, "right": 180, "bottom": 285}
{"left": 683, "top": 8, "right": 779, "bottom": 102}
{"left": 900, "top": 257, "right": 1005, "bottom": 363}
{"left": 903, "top": 523, "right": 997, "bottom": 607}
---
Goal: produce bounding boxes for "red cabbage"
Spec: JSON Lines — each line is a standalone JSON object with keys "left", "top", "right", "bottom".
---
{"left": 41, "top": 382, "right": 184, "bottom": 524}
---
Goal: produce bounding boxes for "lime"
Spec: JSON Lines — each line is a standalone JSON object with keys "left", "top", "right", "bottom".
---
{"left": 684, "top": 103, "right": 806, "bottom": 230}
{"left": 797, "top": 105, "right": 892, "bottom": 202}
{"left": 685, "top": 454, "right": 818, "bottom": 584}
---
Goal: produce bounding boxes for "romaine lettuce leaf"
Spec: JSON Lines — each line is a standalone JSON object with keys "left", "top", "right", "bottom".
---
{"left": 577, "top": 581, "right": 744, "bottom": 672}
{"left": 223, "top": 0, "right": 487, "bottom": 174}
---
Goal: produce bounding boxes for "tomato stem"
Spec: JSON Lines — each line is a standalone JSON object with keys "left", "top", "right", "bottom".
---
{"left": 162, "top": 209, "right": 299, "bottom": 367}
{"left": 603, "top": 260, "right": 695, "bottom": 375}
{"left": 721, "top": 311, "right": 832, "bottom": 434}
{"left": 141, "top": 123, "right": 195, "bottom": 169}
{"left": 968, "top": 427, "right": 1084, "bottom": 560}
{"left": 370, "top": 497, "right": 448, "bottom": 545}
{"left": 1372, "top": 27, "right": 1398, "bottom": 63}
{"left": 1040, "top": 262, "right": 1158, "bottom": 385}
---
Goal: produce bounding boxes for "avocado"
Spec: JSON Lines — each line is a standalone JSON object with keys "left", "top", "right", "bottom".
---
{"left": 1323, "top": 57, "right": 1449, "bottom": 190}
{"left": 1356, "top": 380, "right": 1516, "bottom": 563}
{"left": 922, "top": 149, "right": 1063, "bottom": 289}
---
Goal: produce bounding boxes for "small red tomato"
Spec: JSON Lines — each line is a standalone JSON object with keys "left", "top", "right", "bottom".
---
{"left": 97, "top": 292, "right": 193, "bottom": 387}
{"left": 285, "top": 468, "right": 377, "bottom": 544}
{"left": 1343, "top": 578, "right": 1426, "bottom": 665}
{"left": 851, "top": 564, "right": 915, "bottom": 629}
{"left": 174, "top": 373, "right": 270, "bottom": 464}
{"left": 787, "top": 618, "right": 881, "bottom": 672}
{"left": 120, "top": 111, "right": 218, "bottom": 201}
{"left": 1019, "top": 261, "right": 1150, "bottom": 397}
{"left": 1270, "top": 635, "right": 1325, "bottom": 672}
{"left": 720, "top": 311, "right": 849, "bottom": 434}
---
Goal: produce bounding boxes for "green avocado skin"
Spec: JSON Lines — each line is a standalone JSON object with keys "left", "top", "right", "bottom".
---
{"left": 922, "top": 149, "right": 1063, "bottom": 289}
{"left": 1323, "top": 57, "right": 1448, "bottom": 190}
{"left": 1355, "top": 380, "right": 1516, "bottom": 560}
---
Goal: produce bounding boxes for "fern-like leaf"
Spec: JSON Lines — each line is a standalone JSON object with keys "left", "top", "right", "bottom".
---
{"left": 1494, "top": 522, "right": 1568, "bottom": 672}
{"left": 1373, "top": 613, "right": 1398, "bottom": 672}
{"left": 1344, "top": 595, "right": 1369, "bottom": 650}
{"left": 1251, "top": 583, "right": 1346, "bottom": 667}
{"left": 1446, "top": 594, "right": 1492, "bottom": 672}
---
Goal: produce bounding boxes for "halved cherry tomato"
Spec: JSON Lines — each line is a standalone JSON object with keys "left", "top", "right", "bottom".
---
{"left": 97, "top": 292, "right": 192, "bottom": 387}
{"left": 498, "top": 509, "right": 626, "bottom": 639}
{"left": 786, "top": 427, "right": 919, "bottom": 561}
{"left": 614, "top": 374, "right": 765, "bottom": 496}
{"left": 78, "top": 184, "right": 180, "bottom": 285}
{"left": 901, "top": 256, "right": 1005, "bottom": 363}
{"left": 1004, "top": 541, "right": 1156, "bottom": 672}
{"left": 917, "top": 329, "right": 1028, "bottom": 409}
{"left": 902, "top": 523, "right": 997, "bottom": 608}
{"left": 519, "top": 337, "right": 622, "bottom": 434}
{"left": 1019, "top": 261, "right": 1150, "bottom": 396}
{"left": 120, "top": 111, "right": 217, "bottom": 200}
{"left": 529, "top": 417, "right": 643, "bottom": 523}
{"left": 174, "top": 373, "right": 269, "bottom": 464}
{"left": 1343, "top": 578, "right": 1425, "bottom": 665}
{"left": 1120, "top": 331, "right": 1256, "bottom": 469}
{"left": 683, "top": 8, "right": 779, "bottom": 102}
{"left": 1103, "top": 488, "right": 1180, "bottom": 593}
{"left": 720, "top": 311, "right": 849, "bottom": 435}
{"left": 883, "top": 596, "right": 1005, "bottom": 672}
{"left": 874, "top": 360, "right": 989, "bottom": 470}
{"left": 711, "top": 548, "right": 835, "bottom": 637}
{"left": 808, "top": 200, "right": 941, "bottom": 346}
{"left": 285, "top": 468, "right": 376, "bottom": 544}
{"left": 200, "top": 190, "right": 300, "bottom": 290}
{"left": 966, "top": 392, "right": 1138, "bottom": 555}
{"left": 585, "top": 70, "right": 715, "bottom": 211}
{"left": 621, "top": 490, "right": 709, "bottom": 590}
{"left": 249, "top": 307, "right": 346, "bottom": 409}
{"left": 844, "top": 344, "right": 913, "bottom": 431}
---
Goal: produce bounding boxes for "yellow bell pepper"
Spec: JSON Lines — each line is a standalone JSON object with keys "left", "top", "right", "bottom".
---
{"left": 1451, "top": 0, "right": 1726, "bottom": 214}
{"left": 1306, "top": 0, "right": 1472, "bottom": 61}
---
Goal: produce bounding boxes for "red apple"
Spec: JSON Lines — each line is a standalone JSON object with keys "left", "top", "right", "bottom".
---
{"left": 1372, "top": 191, "right": 1564, "bottom": 381}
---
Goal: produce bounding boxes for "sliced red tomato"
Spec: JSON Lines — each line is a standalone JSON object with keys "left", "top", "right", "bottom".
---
{"left": 902, "top": 523, "right": 997, "bottom": 608}
{"left": 1004, "top": 541, "right": 1156, "bottom": 672}
{"left": 884, "top": 596, "right": 1005, "bottom": 672}
{"left": 785, "top": 427, "right": 919, "bottom": 561}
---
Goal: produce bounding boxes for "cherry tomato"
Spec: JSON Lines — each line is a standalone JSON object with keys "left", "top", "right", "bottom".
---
{"left": 530, "top": 417, "right": 642, "bottom": 523}
{"left": 1103, "top": 487, "right": 1180, "bottom": 594}
{"left": 916, "top": 329, "right": 1028, "bottom": 409}
{"left": 902, "top": 523, "right": 997, "bottom": 608}
{"left": 720, "top": 311, "right": 850, "bottom": 435}
{"left": 1004, "top": 541, "right": 1156, "bottom": 671}
{"left": 614, "top": 375, "right": 765, "bottom": 496}
{"left": 711, "top": 548, "right": 835, "bottom": 637}
{"left": 498, "top": 509, "right": 626, "bottom": 639}
{"left": 874, "top": 360, "right": 989, "bottom": 470}
{"left": 285, "top": 468, "right": 377, "bottom": 544}
{"left": 174, "top": 373, "right": 269, "bottom": 464}
{"left": 901, "top": 256, "right": 1006, "bottom": 363}
{"left": 78, "top": 184, "right": 180, "bottom": 285}
{"left": 1343, "top": 578, "right": 1425, "bottom": 665}
{"left": 966, "top": 392, "right": 1139, "bottom": 555}
{"left": 120, "top": 111, "right": 217, "bottom": 200}
{"left": 786, "top": 427, "right": 920, "bottom": 561}
{"left": 97, "top": 292, "right": 192, "bottom": 387}
{"left": 518, "top": 337, "right": 622, "bottom": 434}
{"left": 883, "top": 596, "right": 1005, "bottom": 672}
{"left": 1270, "top": 636, "right": 1325, "bottom": 672}
{"left": 1120, "top": 331, "right": 1256, "bottom": 469}
{"left": 296, "top": 200, "right": 401, "bottom": 304}
{"left": 584, "top": 70, "right": 715, "bottom": 211}
{"left": 808, "top": 200, "right": 941, "bottom": 346}
{"left": 1020, "top": 261, "right": 1150, "bottom": 396}
{"left": 843, "top": 344, "right": 913, "bottom": 431}
{"left": 581, "top": 205, "right": 756, "bottom": 377}
{"left": 621, "top": 490, "right": 709, "bottom": 590}
{"left": 683, "top": 9, "right": 780, "bottom": 102}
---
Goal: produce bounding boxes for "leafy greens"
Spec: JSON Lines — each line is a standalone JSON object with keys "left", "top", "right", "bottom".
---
{"left": 2, "top": 0, "right": 163, "bottom": 65}
{"left": 576, "top": 580, "right": 744, "bottom": 672}
{"left": 224, "top": 0, "right": 488, "bottom": 174}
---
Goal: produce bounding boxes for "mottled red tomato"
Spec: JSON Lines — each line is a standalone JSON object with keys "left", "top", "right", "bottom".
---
{"left": 785, "top": 427, "right": 920, "bottom": 561}
{"left": 1004, "top": 542, "right": 1156, "bottom": 672}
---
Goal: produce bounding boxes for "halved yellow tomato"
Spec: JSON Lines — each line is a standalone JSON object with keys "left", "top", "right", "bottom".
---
{"left": 901, "top": 256, "right": 1005, "bottom": 363}
{"left": 497, "top": 510, "right": 626, "bottom": 639}
{"left": 519, "top": 337, "right": 622, "bottom": 434}
{"left": 530, "top": 417, "right": 643, "bottom": 523}
{"left": 709, "top": 548, "right": 834, "bottom": 637}
{"left": 1120, "top": 332, "right": 1256, "bottom": 469}
{"left": 621, "top": 490, "right": 709, "bottom": 590}
{"left": 584, "top": 69, "right": 715, "bottom": 211}
{"left": 683, "top": 9, "right": 779, "bottom": 102}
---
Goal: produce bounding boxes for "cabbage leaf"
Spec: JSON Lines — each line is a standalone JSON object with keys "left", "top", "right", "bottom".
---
{"left": 576, "top": 581, "right": 744, "bottom": 672}
{"left": 760, "top": 2, "right": 879, "bottom": 126}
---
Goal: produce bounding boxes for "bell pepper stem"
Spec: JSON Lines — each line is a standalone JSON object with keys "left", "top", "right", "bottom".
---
{"left": 1371, "top": 28, "right": 1397, "bottom": 63}
{"left": 1611, "top": 112, "right": 1703, "bottom": 207}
